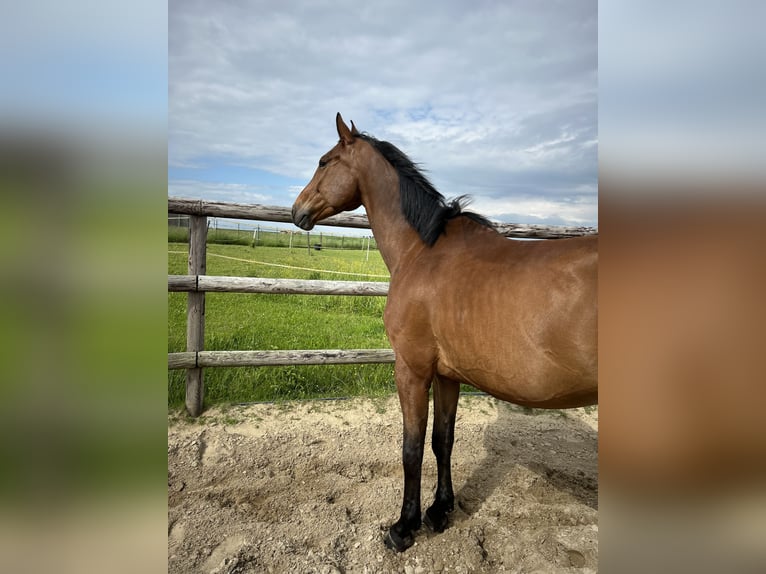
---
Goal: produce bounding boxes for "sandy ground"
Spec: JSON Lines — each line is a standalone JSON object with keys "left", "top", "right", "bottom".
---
{"left": 168, "top": 395, "right": 598, "bottom": 573}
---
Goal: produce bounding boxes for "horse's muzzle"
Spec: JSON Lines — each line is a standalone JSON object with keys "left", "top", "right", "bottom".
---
{"left": 292, "top": 205, "right": 315, "bottom": 230}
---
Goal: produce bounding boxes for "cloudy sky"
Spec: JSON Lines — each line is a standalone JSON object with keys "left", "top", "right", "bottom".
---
{"left": 169, "top": 0, "right": 597, "bottom": 228}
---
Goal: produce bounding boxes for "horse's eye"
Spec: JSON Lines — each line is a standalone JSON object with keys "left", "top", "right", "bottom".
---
{"left": 318, "top": 159, "right": 328, "bottom": 168}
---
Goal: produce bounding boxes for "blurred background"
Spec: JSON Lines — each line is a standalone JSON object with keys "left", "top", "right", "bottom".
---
{"left": 599, "top": 2, "right": 766, "bottom": 572}
{"left": 0, "top": 2, "right": 167, "bottom": 573}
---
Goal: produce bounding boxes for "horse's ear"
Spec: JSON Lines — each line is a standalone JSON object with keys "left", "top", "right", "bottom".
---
{"left": 336, "top": 112, "right": 354, "bottom": 145}
{"left": 350, "top": 120, "right": 360, "bottom": 136}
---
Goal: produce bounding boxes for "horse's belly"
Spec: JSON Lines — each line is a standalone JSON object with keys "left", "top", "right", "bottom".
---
{"left": 436, "top": 343, "right": 597, "bottom": 408}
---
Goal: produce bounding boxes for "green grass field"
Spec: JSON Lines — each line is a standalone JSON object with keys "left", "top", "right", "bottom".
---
{"left": 169, "top": 224, "right": 378, "bottom": 251}
{"left": 168, "top": 240, "right": 395, "bottom": 407}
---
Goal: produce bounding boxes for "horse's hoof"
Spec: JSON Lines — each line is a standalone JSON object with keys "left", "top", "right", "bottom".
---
{"left": 423, "top": 508, "right": 449, "bottom": 533}
{"left": 424, "top": 508, "right": 448, "bottom": 533}
{"left": 384, "top": 529, "right": 414, "bottom": 553}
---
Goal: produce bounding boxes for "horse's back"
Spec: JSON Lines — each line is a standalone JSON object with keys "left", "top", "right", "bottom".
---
{"left": 386, "top": 220, "right": 598, "bottom": 408}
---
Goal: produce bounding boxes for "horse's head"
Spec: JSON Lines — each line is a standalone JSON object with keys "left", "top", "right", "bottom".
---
{"left": 292, "top": 113, "right": 364, "bottom": 230}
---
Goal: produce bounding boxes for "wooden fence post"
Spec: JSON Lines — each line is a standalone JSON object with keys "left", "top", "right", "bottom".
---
{"left": 186, "top": 215, "right": 207, "bottom": 416}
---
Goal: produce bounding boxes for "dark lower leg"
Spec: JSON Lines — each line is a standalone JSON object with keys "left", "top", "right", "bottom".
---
{"left": 386, "top": 430, "right": 426, "bottom": 551}
{"left": 425, "top": 376, "right": 459, "bottom": 532}
{"left": 386, "top": 367, "right": 430, "bottom": 552}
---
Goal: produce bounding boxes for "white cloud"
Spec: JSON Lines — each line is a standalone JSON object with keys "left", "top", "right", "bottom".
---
{"left": 169, "top": 0, "right": 597, "bottom": 226}
{"left": 168, "top": 180, "right": 272, "bottom": 204}
{"left": 471, "top": 195, "right": 598, "bottom": 226}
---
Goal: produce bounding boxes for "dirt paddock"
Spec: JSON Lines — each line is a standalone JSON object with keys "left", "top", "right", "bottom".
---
{"left": 168, "top": 395, "right": 598, "bottom": 573}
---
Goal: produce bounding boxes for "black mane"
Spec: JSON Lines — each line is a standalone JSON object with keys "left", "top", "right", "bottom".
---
{"left": 356, "top": 133, "right": 495, "bottom": 247}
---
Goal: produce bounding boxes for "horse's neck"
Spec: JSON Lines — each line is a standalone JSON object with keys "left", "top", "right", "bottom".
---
{"left": 358, "top": 161, "right": 422, "bottom": 276}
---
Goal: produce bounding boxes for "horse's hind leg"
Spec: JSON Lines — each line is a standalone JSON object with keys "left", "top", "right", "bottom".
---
{"left": 425, "top": 375, "right": 460, "bottom": 533}
{"left": 385, "top": 362, "right": 431, "bottom": 553}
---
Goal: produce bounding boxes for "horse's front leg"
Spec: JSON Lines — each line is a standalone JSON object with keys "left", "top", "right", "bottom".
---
{"left": 385, "top": 362, "right": 431, "bottom": 552}
{"left": 424, "top": 375, "right": 460, "bottom": 532}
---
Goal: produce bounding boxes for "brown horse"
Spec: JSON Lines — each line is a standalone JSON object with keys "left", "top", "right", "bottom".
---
{"left": 292, "top": 114, "right": 598, "bottom": 552}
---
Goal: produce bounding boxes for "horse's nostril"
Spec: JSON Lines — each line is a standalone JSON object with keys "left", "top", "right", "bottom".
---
{"left": 291, "top": 208, "right": 313, "bottom": 230}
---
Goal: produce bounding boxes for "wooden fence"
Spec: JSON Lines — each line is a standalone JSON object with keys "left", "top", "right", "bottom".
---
{"left": 168, "top": 197, "right": 597, "bottom": 416}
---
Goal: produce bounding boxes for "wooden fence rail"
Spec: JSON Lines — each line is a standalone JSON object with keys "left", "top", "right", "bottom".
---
{"left": 168, "top": 197, "right": 598, "bottom": 239}
{"left": 168, "top": 196, "right": 596, "bottom": 416}
{"left": 168, "top": 275, "right": 389, "bottom": 296}
{"left": 169, "top": 197, "right": 372, "bottom": 229}
{"left": 168, "top": 349, "right": 396, "bottom": 370}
